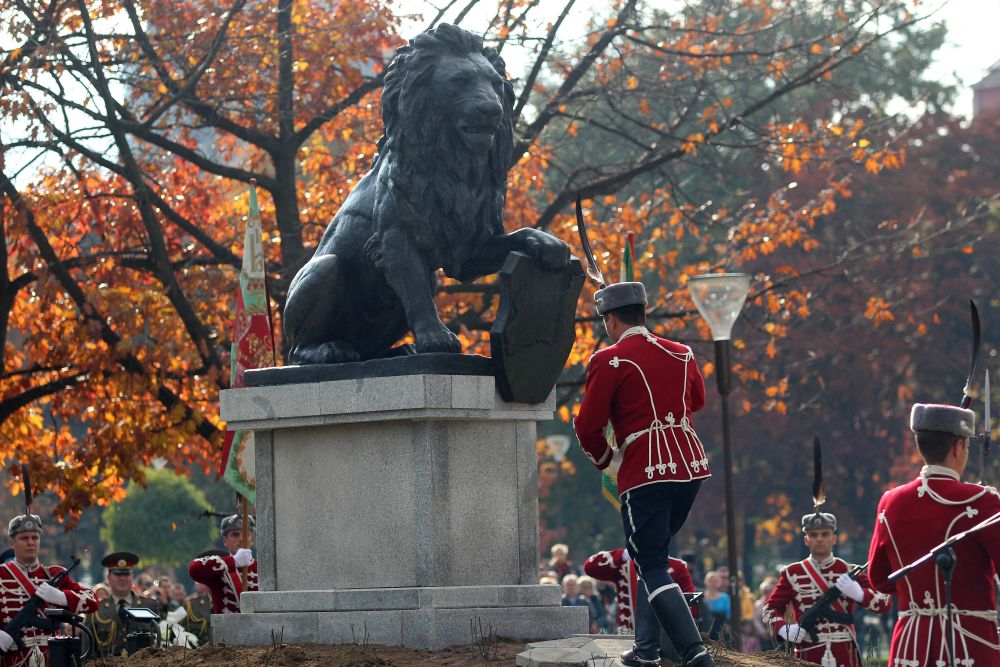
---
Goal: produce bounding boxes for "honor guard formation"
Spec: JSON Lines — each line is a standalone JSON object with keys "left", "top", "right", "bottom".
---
{"left": 1, "top": 283, "right": 998, "bottom": 667}
{"left": 567, "top": 281, "right": 999, "bottom": 666}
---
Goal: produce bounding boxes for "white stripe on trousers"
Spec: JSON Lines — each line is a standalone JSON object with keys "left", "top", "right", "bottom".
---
{"left": 624, "top": 492, "right": 640, "bottom": 561}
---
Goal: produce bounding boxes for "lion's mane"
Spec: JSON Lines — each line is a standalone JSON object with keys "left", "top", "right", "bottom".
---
{"left": 368, "top": 24, "right": 515, "bottom": 280}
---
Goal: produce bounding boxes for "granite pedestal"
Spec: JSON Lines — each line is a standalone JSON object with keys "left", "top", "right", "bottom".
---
{"left": 214, "top": 371, "right": 587, "bottom": 649}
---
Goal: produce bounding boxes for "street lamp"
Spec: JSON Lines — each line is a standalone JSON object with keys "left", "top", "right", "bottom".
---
{"left": 689, "top": 272, "right": 751, "bottom": 640}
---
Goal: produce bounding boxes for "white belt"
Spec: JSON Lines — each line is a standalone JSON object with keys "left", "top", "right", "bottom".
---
{"left": 800, "top": 629, "right": 855, "bottom": 644}
{"left": 899, "top": 607, "right": 997, "bottom": 621}
{"left": 622, "top": 422, "right": 689, "bottom": 450}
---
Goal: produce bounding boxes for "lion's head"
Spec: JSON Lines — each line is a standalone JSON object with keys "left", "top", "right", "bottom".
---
{"left": 380, "top": 23, "right": 514, "bottom": 169}
{"left": 372, "top": 24, "right": 516, "bottom": 278}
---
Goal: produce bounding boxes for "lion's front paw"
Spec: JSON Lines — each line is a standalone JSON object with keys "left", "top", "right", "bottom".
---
{"left": 535, "top": 238, "right": 571, "bottom": 271}
{"left": 519, "top": 230, "right": 570, "bottom": 271}
{"left": 414, "top": 325, "right": 462, "bottom": 354}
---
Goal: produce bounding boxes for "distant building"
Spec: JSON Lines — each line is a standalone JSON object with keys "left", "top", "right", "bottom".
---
{"left": 972, "top": 59, "right": 1000, "bottom": 118}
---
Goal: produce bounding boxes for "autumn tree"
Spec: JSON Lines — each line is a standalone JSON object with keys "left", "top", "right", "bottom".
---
{"left": 714, "top": 110, "right": 1000, "bottom": 568}
{"left": 101, "top": 467, "right": 215, "bottom": 567}
{"left": 0, "top": 0, "right": 962, "bottom": 524}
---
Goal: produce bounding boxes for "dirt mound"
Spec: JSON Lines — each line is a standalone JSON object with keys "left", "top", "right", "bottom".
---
{"left": 98, "top": 640, "right": 812, "bottom": 666}
{"left": 96, "top": 640, "right": 526, "bottom": 667}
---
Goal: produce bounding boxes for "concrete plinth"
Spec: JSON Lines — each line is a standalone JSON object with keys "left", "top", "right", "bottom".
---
{"left": 216, "top": 372, "right": 587, "bottom": 649}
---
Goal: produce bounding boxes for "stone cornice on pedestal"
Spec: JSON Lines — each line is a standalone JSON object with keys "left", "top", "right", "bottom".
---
{"left": 221, "top": 373, "right": 554, "bottom": 431}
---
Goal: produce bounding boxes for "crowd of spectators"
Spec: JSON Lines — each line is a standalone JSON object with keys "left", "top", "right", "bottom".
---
{"left": 540, "top": 543, "right": 898, "bottom": 654}
{"left": 90, "top": 571, "right": 207, "bottom": 611}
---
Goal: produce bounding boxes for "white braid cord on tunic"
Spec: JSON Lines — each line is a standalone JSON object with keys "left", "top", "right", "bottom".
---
{"left": 610, "top": 329, "right": 709, "bottom": 480}
{"left": 877, "top": 467, "right": 1000, "bottom": 666}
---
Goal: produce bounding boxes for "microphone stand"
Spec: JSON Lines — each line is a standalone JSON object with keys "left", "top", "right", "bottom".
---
{"left": 888, "top": 509, "right": 1000, "bottom": 667}
{"left": 934, "top": 546, "right": 956, "bottom": 667}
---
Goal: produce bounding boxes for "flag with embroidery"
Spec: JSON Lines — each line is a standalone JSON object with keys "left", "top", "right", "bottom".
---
{"left": 619, "top": 231, "right": 635, "bottom": 283}
{"left": 603, "top": 232, "right": 637, "bottom": 510}
{"left": 221, "top": 181, "right": 275, "bottom": 504}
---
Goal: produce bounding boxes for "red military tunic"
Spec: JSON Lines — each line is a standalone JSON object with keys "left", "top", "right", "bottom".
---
{"left": 867, "top": 465, "right": 1000, "bottom": 666}
{"left": 0, "top": 560, "right": 98, "bottom": 667}
{"left": 583, "top": 548, "right": 695, "bottom": 633}
{"left": 188, "top": 555, "right": 259, "bottom": 614}
{"left": 763, "top": 555, "right": 891, "bottom": 667}
{"left": 574, "top": 327, "right": 709, "bottom": 494}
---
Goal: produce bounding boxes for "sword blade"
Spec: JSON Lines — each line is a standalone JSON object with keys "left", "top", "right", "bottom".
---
{"left": 961, "top": 299, "right": 981, "bottom": 409}
{"left": 575, "top": 195, "right": 606, "bottom": 289}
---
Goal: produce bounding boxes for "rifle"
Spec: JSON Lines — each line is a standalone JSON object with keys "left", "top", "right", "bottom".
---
{"left": 3, "top": 555, "right": 81, "bottom": 651}
{"left": 795, "top": 561, "right": 867, "bottom": 644}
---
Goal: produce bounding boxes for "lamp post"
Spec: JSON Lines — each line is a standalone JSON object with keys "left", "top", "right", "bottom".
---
{"left": 689, "top": 272, "right": 751, "bottom": 641}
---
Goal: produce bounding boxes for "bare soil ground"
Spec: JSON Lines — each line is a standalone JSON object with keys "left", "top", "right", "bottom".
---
{"left": 100, "top": 640, "right": 814, "bottom": 666}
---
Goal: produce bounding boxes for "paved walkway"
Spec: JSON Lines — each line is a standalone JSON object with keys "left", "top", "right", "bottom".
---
{"left": 515, "top": 635, "right": 665, "bottom": 667}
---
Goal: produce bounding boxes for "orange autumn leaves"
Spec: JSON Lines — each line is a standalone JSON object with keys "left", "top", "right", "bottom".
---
{"left": 1, "top": 0, "right": 926, "bottom": 522}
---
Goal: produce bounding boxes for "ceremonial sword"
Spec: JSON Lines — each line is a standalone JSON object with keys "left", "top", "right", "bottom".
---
{"left": 575, "top": 196, "right": 606, "bottom": 289}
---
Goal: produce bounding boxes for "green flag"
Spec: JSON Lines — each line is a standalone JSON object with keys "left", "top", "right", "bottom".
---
{"left": 221, "top": 181, "right": 275, "bottom": 504}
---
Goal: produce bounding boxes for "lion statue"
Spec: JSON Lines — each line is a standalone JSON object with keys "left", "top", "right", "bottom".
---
{"left": 283, "top": 23, "right": 570, "bottom": 364}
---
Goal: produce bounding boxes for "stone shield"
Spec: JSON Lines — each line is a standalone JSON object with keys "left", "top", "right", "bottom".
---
{"left": 491, "top": 252, "right": 585, "bottom": 404}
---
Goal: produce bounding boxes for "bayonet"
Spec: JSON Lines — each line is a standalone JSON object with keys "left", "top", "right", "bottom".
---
{"left": 812, "top": 435, "right": 825, "bottom": 512}
{"left": 575, "top": 196, "right": 606, "bottom": 289}
{"left": 961, "top": 299, "right": 981, "bottom": 409}
{"left": 981, "top": 369, "right": 991, "bottom": 485}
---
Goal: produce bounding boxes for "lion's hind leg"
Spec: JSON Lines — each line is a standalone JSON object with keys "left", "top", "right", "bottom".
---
{"left": 283, "top": 254, "right": 362, "bottom": 365}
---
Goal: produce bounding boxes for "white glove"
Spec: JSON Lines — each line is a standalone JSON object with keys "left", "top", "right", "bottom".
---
{"left": 36, "top": 582, "right": 68, "bottom": 607}
{"left": 778, "top": 623, "right": 808, "bottom": 643}
{"left": 166, "top": 606, "right": 188, "bottom": 625}
{"left": 834, "top": 573, "right": 864, "bottom": 602}
{"left": 176, "top": 629, "right": 199, "bottom": 648}
{"left": 233, "top": 548, "right": 254, "bottom": 568}
{"left": 0, "top": 630, "right": 14, "bottom": 652}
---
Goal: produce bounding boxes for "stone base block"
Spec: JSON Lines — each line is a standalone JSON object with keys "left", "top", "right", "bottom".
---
{"left": 239, "top": 584, "right": 562, "bottom": 613}
{"left": 212, "top": 602, "right": 588, "bottom": 650}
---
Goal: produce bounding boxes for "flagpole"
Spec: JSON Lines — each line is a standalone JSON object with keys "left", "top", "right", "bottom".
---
{"left": 240, "top": 494, "right": 250, "bottom": 589}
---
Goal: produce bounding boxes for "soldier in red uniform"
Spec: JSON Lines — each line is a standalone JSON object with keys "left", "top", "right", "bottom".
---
{"left": 867, "top": 403, "right": 1000, "bottom": 666}
{"left": 188, "top": 515, "right": 258, "bottom": 614}
{"left": 763, "top": 512, "right": 891, "bottom": 667}
{"left": 0, "top": 514, "right": 97, "bottom": 667}
{"left": 583, "top": 548, "right": 695, "bottom": 634}
{"left": 574, "top": 282, "right": 713, "bottom": 667}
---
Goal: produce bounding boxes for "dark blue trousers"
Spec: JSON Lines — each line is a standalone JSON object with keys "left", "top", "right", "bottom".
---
{"left": 620, "top": 481, "right": 702, "bottom": 599}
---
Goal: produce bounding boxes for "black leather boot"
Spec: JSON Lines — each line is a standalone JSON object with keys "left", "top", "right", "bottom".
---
{"left": 620, "top": 647, "right": 660, "bottom": 666}
{"left": 648, "top": 586, "right": 715, "bottom": 667}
